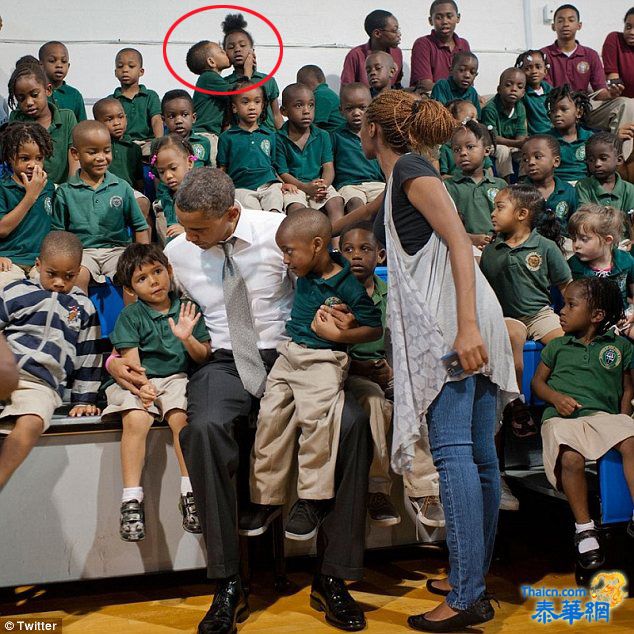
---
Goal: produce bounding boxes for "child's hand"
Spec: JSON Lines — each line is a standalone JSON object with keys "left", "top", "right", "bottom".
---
{"left": 319, "top": 303, "right": 357, "bottom": 330}
{"left": 552, "top": 393, "right": 581, "bottom": 417}
{"left": 313, "top": 178, "right": 328, "bottom": 201}
{"left": 617, "top": 124, "right": 634, "bottom": 141}
{"left": 0, "top": 257, "right": 13, "bottom": 272}
{"left": 166, "top": 223, "right": 185, "bottom": 238}
{"left": 139, "top": 382, "right": 157, "bottom": 409}
{"left": 470, "top": 233, "right": 492, "bottom": 250}
{"left": 608, "top": 82, "right": 625, "bottom": 99}
{"left": 169, "top": 301, "right": 201, "bottom": 342}
{"left": 21, "top": 165, "right": 48, "bottom": 200}
{"left": 310, "top": 310, "right": 342, "bottom": 342}
{"left": 370, "top": 358, "right": 393, "bottom": 390}
{"left": 304, "top": 180, "right": 324, "bottom": 200}
{"left": 243, "top": 51, "right": 254, "bottom": 77}
{"left": 281, "top": 183, "right": 299, "bottom": 194}
{"left": 69, "top": 403, "right": 101, "bottom": 417}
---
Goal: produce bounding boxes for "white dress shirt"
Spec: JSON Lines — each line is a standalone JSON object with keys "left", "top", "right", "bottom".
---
{"left": 164, "top": 207, "right": 294, "bottom": 351}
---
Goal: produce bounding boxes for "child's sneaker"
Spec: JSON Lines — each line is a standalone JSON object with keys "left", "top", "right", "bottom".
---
{"left": 285, "top": 499, "right": 331, "bottom": 541}
{"left": 367, "top": 492, "right": 401, "bottom": 526}
{"left": 120, "top": 499, "right": 145, "bottom": 541}
{"left": 179, "top": 492, "right": 202, "bottom": 534}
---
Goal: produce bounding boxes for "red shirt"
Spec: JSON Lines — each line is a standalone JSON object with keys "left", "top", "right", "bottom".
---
{"left": 340, "top": 42, "right": 403, "bottom": 87}
{"left": 410, "top": 31, "right": 471, "bottom": 87}
{"left": 541, "top": 41, "right": 606, "bottom": 93}
{"left": 602, "top": 31, "right": 634, "bottom": 98}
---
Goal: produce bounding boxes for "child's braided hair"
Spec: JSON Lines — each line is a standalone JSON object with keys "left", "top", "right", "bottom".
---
{"left": 0, "top": 121, "right": 53, "bottom": 164}
{"left": 149, "top": 134, "right": 196, "bottom": 179}
{"left": 450, "top": 119, "right": 497, "bottom": 155}
{"left": 545, "top": 84, "right": 592, "bottom": 124}
{"left": 364, "top": 90, "right": 456, "bottom": 157}
{"left": 514, "top": 49, "right": 549, "bottom": 70}
{"left": 569, "top": 277, "right": 624, "bottom": 334}
{"left": 7, "top": 57, "right": 49, "bottom": 109}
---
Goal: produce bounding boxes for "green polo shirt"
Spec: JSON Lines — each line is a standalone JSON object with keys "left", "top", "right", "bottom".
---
{"left": 276, "top": 122, "right": 333, "bottom": 182}
{"left": 223, "top": 70, "right": 280, "bottom": 131}
{"left": 445, "top": 173, "right": 507, "bottom": 234}
{"left": 188, "top": 132, "right": 212, "bottom": 167}
{"left": 111, "top": 85, "right": 161, "bottom": 141}
{"left": 576, "top": 175, "right": 634, "bottom": 225}
{"left": 331, "top": 126, "right": 384, "bottom": 188}
{"left": 10, "top": 103, "right": 77, "bottom": 184}
{"left": 0, "top": 177, "right": 54, "bottom": 265}
{"left": 287, "top": 253, "right": 382, "bottom": 350}
{"left": 481, "top": 94, "right": 527, "bottom": 140}
{"left": 430, "top": 77, "right": 481, "bottom": 117}
{"left": 439, "top": 143, "right": 494, "bottom": 177}
{"left": 51, "top": 171, "right": 148, "bottom": 248}
{"left": 523, "top": 176, "right": 577, "bottom": 235}
{"left": 349, "top": 275, "right": 387, "bottom": 361}
{"left": 155, "top": 183, "right": 178, "bottom": 227}
{"left": 480, "top": 229, "right": 571, "bottom": 319}
{"left": 541, "top": 330, "right": 632, "bottom": 420}
{"left": 568, "top": 248, "right": 634, "bottom": 309}
{"left": 50, "top": 82, "right": 87, "bottom": 122}
{"left": 522, "top": 81, "right": 553, "bottom": 135}
{"left": 550, "top": 127, "right": 593, "bottom": 182}
{"left": 192, "top": 71, "right": 231, "bottom": 135}
{"left": 216, "top": 125, "right": 278, "bottom": 190}
{"left": 110, "top": 293, "right": 210, "bottom": 379}
{"left": 109, "top": 136, "right": 143, "bottom": 187}
{"left": 314, "top": 83, "right": 346, "bottom": 133}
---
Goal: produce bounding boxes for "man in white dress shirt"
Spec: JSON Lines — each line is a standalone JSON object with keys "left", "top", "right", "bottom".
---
{"left": 109, "top": 168, "right": 370, "bottom": 634}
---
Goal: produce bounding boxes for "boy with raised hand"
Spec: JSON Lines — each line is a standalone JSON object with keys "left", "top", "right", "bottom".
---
{"left": 410, "top": 0, "right": 471, "bottom": 94}
{"left": 365, "top": 51, "right": 397, "bottom": 98}
{"left": 38, "top": 40, "right": 86, "bottom": 122}
{"left": 431, "top": 51, "right": 481, "bottom": 116}
{"left": 0, "top": 231, "right": 101, "bottom": 491}
{"left": 110, "top": 48, "right": 163, "bottom": 142}
{"left": 296, "top": 65, "right": 345, "bottom": 133}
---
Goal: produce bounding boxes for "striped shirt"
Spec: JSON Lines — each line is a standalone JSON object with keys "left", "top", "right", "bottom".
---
{"left": 0, "top": 280, "right": 102, "bottom": 403}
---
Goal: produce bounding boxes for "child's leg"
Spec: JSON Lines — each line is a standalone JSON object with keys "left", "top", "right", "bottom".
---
{"left": 235, "top": 188, "right": 262, "bottom": 211}
{"left": 164, "top": 409, "right": 189, "bottom": 477}
{"left": 614, "top": 436, "right": 634, "bottom": 503}
{"left": 559, "top": 445, "right": 591, "bottom": 523}
{"left": 120, "top": 409, "right": 154, "bottom": 489}
{"left": 0, "top": 415, "right": 44, "bottom": 489}
{"left": 539, "top": 327, "right": 564, "bottom": 345}
{"left": 345, "top": 197, "right": 364, "bottom": 212}
{"left": 76, "top": 266, "right": 92, "bottom": 294}
{"left": 322, "top": 196, "right": 345, "bottom": 249}
{"left": 505, "top": 318, "right": 527, "bottom": 392}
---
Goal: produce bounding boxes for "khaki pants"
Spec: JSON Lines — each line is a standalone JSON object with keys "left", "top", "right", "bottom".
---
{"left": 250, "top": 341, "right": 349, "bottom": 503}
{"left": 588, "top": 96, "right": 634, "bottom": 159}
{"left": 195, "top": 132, "right": 219, "bottom": 167}
{"left": 402, "top": 434, "right": 440, "bottom": 498}
{"left": 494, "top": 145, "right": 518, "bottom": 179}
{"left": 283, "top": 185, "right": 343, "bottom": 211}
{"left": 346, "top": 374, "right": 393, "bottom": 495}
{"left": 0, "top": 263, "right": 38, "bottom": 290}
{"left": 235, "top": 182, "right": 284, "bottom": 212}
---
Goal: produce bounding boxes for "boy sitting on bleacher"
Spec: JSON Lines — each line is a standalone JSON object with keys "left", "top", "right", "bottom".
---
{"left": 0, "top": 231, "right": 101, "bottom": 491}
{"left": 532, "top": 277, "right": 634, "bottom": 570}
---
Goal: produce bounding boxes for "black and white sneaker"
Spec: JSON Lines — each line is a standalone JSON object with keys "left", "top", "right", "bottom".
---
{"left": 120, "top": 499, "right": 145, "bottom": 542}
{"left": 285, "top": 499, "right": 331, "bottom": 541}
{"left": 238, "top": 503, "right": 282, "bottom": 537}
{"left": 367, "top": 492, "right": 401, "bottom": 526}
{"left": 179, "top": 492, "right": 202, "bottom": 534}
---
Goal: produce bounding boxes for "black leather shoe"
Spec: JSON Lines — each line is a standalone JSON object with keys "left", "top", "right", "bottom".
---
{"left": 408, "top": 595, "right": 495, "bottom": 632}
{"left": 310, "top": 574, "right": 366, "bottom": 631}
{"left": 198, "top": 575, "right": 249, "bottom": 634}
{"left": 425, "top": 579, "right": 450, "bottom": 597}
{"left": 238, "top": 503, "right": 282, "bottom": 537}
{"left": 574, "top": 529, "right": 604, "bottom": 570}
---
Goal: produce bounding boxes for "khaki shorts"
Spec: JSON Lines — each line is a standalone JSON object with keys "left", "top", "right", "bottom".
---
{"left": 235, "top": 182, "right": 284, "bottom": 212}
{"left": 0, "top": 263, "right": 38, "bottom": 290}
{"left": 195, "top": 132, "right": 219, "bottom": 167}
{"left": 101, "top": 373, "right": 188, "bottom": 421}
{"left": 283, "top": 185, "right": 343, "bottom": 211}
{"left": 0, "top": 375, "right": 62, "bottom": 433}
{"left": 132, "top": 139, "right": 153, "bottom": 159}
{"left": 338, "top": 182, "right": 385, "bottom": 206}
{"left": 506, "top": 306, "right": 562, "bottom": 342}
{"left": 81, "top": 247, "right": 126, "bottom": 284}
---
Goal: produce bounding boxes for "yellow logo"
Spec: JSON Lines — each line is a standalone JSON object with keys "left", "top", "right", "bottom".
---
{"left": 525, "top": 251, "right": 543, "bottom": 271}
{"left": 590, "top": 571, "right": 627, "bottom": 608}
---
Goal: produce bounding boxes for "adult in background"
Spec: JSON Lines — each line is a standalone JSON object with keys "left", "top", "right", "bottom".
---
{"left": 107, "top": 168, "right": 370, "bottom": 634}
{"left": 358, "top": 91, "right": 517, "bottom": 631}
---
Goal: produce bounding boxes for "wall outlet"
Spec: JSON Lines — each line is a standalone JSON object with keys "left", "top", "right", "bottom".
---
{"left": 542, "top": 4, "right": 555, "bottom": 24}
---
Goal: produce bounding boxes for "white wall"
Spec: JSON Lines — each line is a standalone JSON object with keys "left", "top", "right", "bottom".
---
{"left": 0, "top": 0, "right": 628, "bottom": 110}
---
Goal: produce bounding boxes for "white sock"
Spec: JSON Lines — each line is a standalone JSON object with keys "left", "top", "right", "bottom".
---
{"left": 122, "top": 486, "right": 144, "bottom": 504}
{"left": 181, "top": 477, "right": 192, "bottom": 496}
{"left": 575, "top": 520, "right": 599, "bottom": 553}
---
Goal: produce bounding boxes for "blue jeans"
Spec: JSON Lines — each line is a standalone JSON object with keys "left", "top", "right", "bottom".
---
{"left": 426, "top": 375, "right": 500, "bottom": 610}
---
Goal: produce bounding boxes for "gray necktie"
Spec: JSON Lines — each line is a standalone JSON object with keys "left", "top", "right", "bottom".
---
{"left": 221, "top": 238, "right": 268, "bottom": 397}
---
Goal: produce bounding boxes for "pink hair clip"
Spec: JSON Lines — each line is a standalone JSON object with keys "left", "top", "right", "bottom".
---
{"left": 148, "top": 171, "right": 156, "bottom": 180}
{"left": 188, "top": 154, "right": 197, "bottom": 162}
{"left": 150, "top": 154, "right": 157, "bottom": 166}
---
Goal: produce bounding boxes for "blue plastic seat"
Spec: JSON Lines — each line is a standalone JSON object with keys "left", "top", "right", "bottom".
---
{"left": 375, "top": 266, "right": 388, "bottom": 283}
{"left": 88, "top": 280, "right": 124, "bottom": 339}
{"left": 522, "top": 340, "right": 544, "bottom": 405}
{"left": 598, "top": 449, "right": 634, "bottom": 524}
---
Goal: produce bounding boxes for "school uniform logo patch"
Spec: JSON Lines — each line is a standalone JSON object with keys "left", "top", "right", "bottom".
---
{"left": 44, "top": 197, "right": 53, "bottom": 215}
{"left": 525, "top": 252, "right": 543, "bottom": 271}
{"left": 599, "top": 345, "right": 622, "bottom": 369}
{"left": 109, "top": 195, "right": 123, "bottom": 208}
{"left": 576, "top": 61, "right": 590, "bottom": 75}
{"left": 67, "top": 305, "right": 80, "bottom": 325}
{"left": 555, "top": 201, "right": 569, "bottom": 219}
{"left": 260, "top": 139, "right": 272, "bottom": 156}
{"left": 486, "top": 187, "right": 500, "bottom": 203}
{"left": 192, "top": 143, "right": 205, "bottom": 159}
{"left": 575, "top": 146, "right": 586, "bottom": 161}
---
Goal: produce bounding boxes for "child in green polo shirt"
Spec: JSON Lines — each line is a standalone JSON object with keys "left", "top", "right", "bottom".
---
{"left": 103, "top": 243, "right": 211, "bottom": 542}
{"left": 576, "top": 132, "right": 634, "bottom": 241}
{"left": 296, "top": 65, "right": 346, "bottom": 132}
{"left": 481, "top": 184, "right": 571, "bottom": 437}
{"left": 516, "top": 49, "right": 553, "bottom": 135}
{"left": 244, "top": 210, "right": 382, "bottom": 541}
{"left": 7, "top": 60, "right": 78, "bottom": 184}
{"left": 430, "top": 51, "right": 481, "bottom": 117}
{"left": 567, "top": 204, "right": 634, "bottom": 310}
{"left": 216, "top": 82, "right": 285, "bottom": 212}
{"left": 276, "top": 83, "right": 346, "bottom": 243}
{"left": 522, "top": 134, "right": 578, "bottom": 239}
{"left": 445, "top": 120, "right": 506, "bottom": 248}
{"left": 365, "top": 51, "right": 398, "bottom": 98}
{"left": 222, "top": 12, "right": 283, "bottom": 131}
{"left": 332, "top": 84, "right": 385, "bottom": 212}
{"left": 38, "top": 41, "right": 86, "bottom": 122}
{"left": 482, "top": 68, "right": 528, "bottom": 180}
{"left": 545, "top": 84, "right": 593, "bottom": 183}
{"left": 111, "top": 48, "right": 163, "bottom": 142}
{"left": 51, "top": 121, "right": 150, "bottom": 294}
{"left": 161, "top": 90, "right": 212, "bottom": 167}
{"left": 0, "top": 122, "right": 55, "bottom": 289}
{"left": 532, "top": 277, "right": 634, "bottom": 567}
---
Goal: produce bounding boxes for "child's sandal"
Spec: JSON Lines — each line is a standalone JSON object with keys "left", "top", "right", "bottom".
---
{"left": 179, "top": 492, "right": 202, "bottom": 534}
{"left": 504, "top": 398, "right": 538, "bottom": 439}
{"left": 120, "top": 499, "right": 145, "bottom": 542}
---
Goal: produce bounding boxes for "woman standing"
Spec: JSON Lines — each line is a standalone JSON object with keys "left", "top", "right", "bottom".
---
{"left": 360, "top": 91, "right": 517, "bottom": 631}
